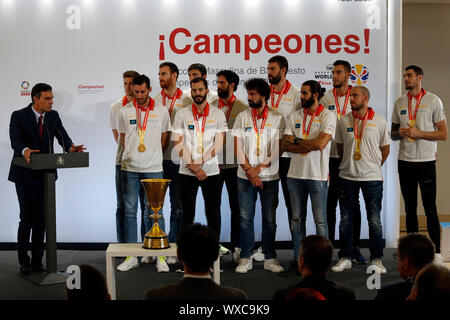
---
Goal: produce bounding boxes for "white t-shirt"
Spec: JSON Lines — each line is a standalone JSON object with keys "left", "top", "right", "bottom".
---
{"left": 232, "top": 108, "right": 286, "bottom": 182}
{"left": 392, "top": 90, "right": 446, "bottom": 162}
{"left": 153, "top": 89, "right": 192, "bottom": 161}
{"left": 285, "top": 106, "right": 336, "bottom": 181}
{"left": 110, "top": 96, "right": 128, "bottom": 165}
{"left": 320, "top": 88, "right": 353, "bottom": 158}
{"left": 172, "top": 104, "right": 227, "bottom": 177}
{"left": 268, "top": 80, "right": 302, "bottom": 158}
{"left": 183, "top": 89, "right": 218, "bottom": 106}
{"left": 335, "top": 108, "right": 390, "bottom": 181}
{"left": 211, "top": 96, "right": 248, "bottom": 169}
{"left": 117, "top": 100, "right": 171, "bottom": 173}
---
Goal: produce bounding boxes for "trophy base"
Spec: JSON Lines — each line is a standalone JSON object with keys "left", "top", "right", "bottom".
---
{"left": 143, "top": 236, "right": 170, "bottom": 250}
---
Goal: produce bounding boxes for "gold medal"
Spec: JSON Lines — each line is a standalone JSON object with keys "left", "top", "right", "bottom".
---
{"left": 197, "top": 146, "right": 204, "bottom": 154}
{"left": 138, "top": 144, "right": 146, "bottom": 152}
{"left": 301, "top": 153, "right": 307, "bottom": 157}
{"left": 255, "top": 149, "right": 260, "bottom": 156}
{"left": 353, "top": 151, "right": 362, "bottom": 161}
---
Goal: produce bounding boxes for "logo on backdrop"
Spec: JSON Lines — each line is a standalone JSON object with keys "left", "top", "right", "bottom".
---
{"left": 314, "top": 64, "right": 333, "bottom": 87}
{"left": 20, "top": 81, "right": 31, "bottom": 96}
{"left": 350, "top": 64, "right": 369, "bottom": 85}
{"left": 77, "top": 84, "right": 105, "bottom": 95}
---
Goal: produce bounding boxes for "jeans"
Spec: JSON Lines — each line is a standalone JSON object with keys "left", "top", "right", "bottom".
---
{"left": 218, "top": 167, "right": 241, "bottom": 249}
{"left": 238, "top": 178, "right": 279, "bottom": 260}
{"left": 327, "top": 158, "right": 362, "bottom": 246}
{"left": 122, "top": 170, "right": 164, "bottom": 243}
{"left": 338, "top": 178, "right": 384, "bottom": 260}
{"left": 115, "top": 165, "right": 126, "bottom": 243}
{"left": 163, "top": 160, "right": 183, "bottom": 243}
{"left": 287, "top": 178, "right": 328, "bottom": 259}
{"left": 280, "top": 157, "right": 293, "bottom": 232}
{"left": 179, "top": 174, "right": 222, "bottom": 239}
{"left": 398, "top": 160, "right": 440, "bottom": 253}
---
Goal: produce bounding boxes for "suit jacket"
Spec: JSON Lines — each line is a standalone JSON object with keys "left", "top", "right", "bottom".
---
{"left": 8, "top": 103, "right": 73, "bottom": 183}
{"left": 143, "top": 277, "right": 247, "bottom": 300}
{"left": 273, "top": 274, "right": 356, "bottom": 301}
{"left": 375, "top": 280, "right": 413, "bottom": 301}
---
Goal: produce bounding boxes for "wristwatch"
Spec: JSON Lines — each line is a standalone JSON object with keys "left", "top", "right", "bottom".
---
{"left": 293, "top": 137, "right": 301, "bottom": 145}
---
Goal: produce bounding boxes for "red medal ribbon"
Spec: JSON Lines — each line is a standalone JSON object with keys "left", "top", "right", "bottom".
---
{"left": 122, "top": 96, "right": 128, "bottom": 107}
{"left": 302, "top": 105, "right": 325, "bottom": 138}
{"left": 218, "top": 95, "right": 236, "bottom": 122}
{"left": 407, "top": 88, "right": 426, "bottom": 124}
{"left": 270, "top": 80, "right": 291, "bottom": 109}
{"left": 332, "top": 86, "right": 352, "bottom": 119}
{"left": 251, "top": 106, "right": 269, "bottom": 136}
{"left": 133, "top": 98, "right": 155, "bottom": 133}
{"left": 192, "top": 103, "right": 210, "bottom": 136}
{"left": 352, "top": 107, "right": 374, "bottom": 141}
{"left": 162, "top": 88, "right": 183, "bottom": 118}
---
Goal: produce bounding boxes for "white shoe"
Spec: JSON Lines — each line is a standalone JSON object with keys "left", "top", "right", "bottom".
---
{"left": 264, "top": 259, "right": 284, "bottom": 273}
{"left": 156, "top": 256, "right": 170, "bottom": 272}
{"left": 371, "top": 259, "right": 387, "bottom": 274}
{"left": 331, "top": 258, "right": 352, "bottom": 272}
{"left": 141, "top": 256, "right": 154, "bottom": 264}
{"left": 117, "top": 256, "right": 139, "bottom": 272}
{"left": 434, "top": 253, "right": 444, "bottom": 266}
{"left": 166, "top": 256, "right": 178, "bottom": 264}
{"left": 251, "top": 247, "right": 265, "bottom": 262}
{"left": 232, "top": 248, "right": 241, "bottom": 264}
{"left": 235, "top": 258, "right": 253, "bottom": 273}
{"left": 220, "top": 245, "right": 230, "bottom": 256}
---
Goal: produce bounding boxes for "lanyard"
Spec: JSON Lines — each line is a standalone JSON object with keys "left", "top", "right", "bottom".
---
{"left": 133, "top": 98, "right": 155, "bottom": 144}
{"left": 332, "top": 86, "right": 351, "bottom": 120}
{"left": 122, "top": 96, "right": 128, "bottom": 107}
{"left": 162, "top": 88, "right": 182, "bottom": 118}
{"left": 218, "top": 95, "right": 236, "bottom": 122}
{"left": 251, "top": 107, "right": 269, "bottom": 155}
{"left": 407, "top": 89, "right": 425, "bottom": 126}
{"left": 270, "top": 80, "right": 291, "bottom": 109}
{"left": 302, "top": 105, "right": 325, "bottom": 139}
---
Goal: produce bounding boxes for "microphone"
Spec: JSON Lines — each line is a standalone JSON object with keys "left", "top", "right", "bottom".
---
{"left": 47, "top": 117, "right": 67, "bottom": 154}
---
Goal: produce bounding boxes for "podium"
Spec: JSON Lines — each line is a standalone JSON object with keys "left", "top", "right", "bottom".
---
{"left": 13, "top": 152, "right": 89, "bottom": 285}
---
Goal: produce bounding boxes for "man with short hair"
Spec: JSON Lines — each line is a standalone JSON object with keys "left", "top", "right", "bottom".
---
{"left": 283, "top": 80, "right": 336, "bottom": 262}
{"left": 143, "top": 223, "right": 247, "bottom": 300}
{"left": 153, "top": 62, "right": 191, "bottom": 264}
{"left": 273, "top": 235, "right": 355, "bottom": 300}
{"left": 320, "top": 60, "right": 365, "bottom": 264}
{"left": 9, "top": 83, "right": 85, "bottom": 274}
{"left": 331, "top": 86, "right": 390, "bottom": 274}
{"left": 116, "top": 74, "right": 171, "bottom": 272}
{"left": 391, "top": 65, "right": 447, "bottom": 265}
{"left": 183, "top": 63, "right": 218, "bottom": 105}
{"left": 232, "top": 78, "right": 286, "bottom": 274}
{"left": 375, "top": 233, "right": 435, "bottom": 300}
{"left": 407, "top": 264, "right": 450, "bottom": 300}
{"left": 110, "top": 71, "right": 145, "bottom": 245}
{"left": 213, "top": 70, "right": 248, "bottom": 262}
{"left": 173, "top": 77, "right": 227, "bottom": 240}
{"left": 262, "top": 55, "right": 302, "bottom": 262}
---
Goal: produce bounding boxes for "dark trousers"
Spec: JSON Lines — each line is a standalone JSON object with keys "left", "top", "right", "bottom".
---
{"left": 398, "top": 160, "right": 441, "bottom": 253}
{"left": 280, "top": 157, "right": 293, "bottom": 232}
{"left": 15, "top": 180, "right": 45, "bottom": 267}
{"left": 163, "top": 160, "right": 183, "bottom": 243}
{"left": 218, "top": 167, "right": 240, "bottom": 249}
{"left": 180, "top": 174, "right": 222, "bottom": 239}
{"left": 327, "top": 157, "right": 362, "bottom": 248}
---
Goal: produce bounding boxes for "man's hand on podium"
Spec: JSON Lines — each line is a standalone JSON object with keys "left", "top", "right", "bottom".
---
{"left": 69, "top": 144, "right": 86, "bottom": 153}
{"left": 24, "top": 148, "right": 40, "bottom": 164}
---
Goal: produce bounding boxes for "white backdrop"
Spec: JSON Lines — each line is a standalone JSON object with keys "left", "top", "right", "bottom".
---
{"left": 0, "top": 0, "right": 399, "bottom": 244}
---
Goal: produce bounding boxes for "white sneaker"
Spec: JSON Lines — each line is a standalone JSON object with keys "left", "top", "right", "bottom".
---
{"left": 235, "top": 258, "right": 253, "bottom": 273}
{"left": 371, "top": 259, "right": 387, "bottom": 274}
{"left": 331, "top": 258, "right": 352, "bottom": 272}
{"left": 264, "top": 259, "right": 284, "bottom": 273}
{"left": 117, "top": 256, "right": 139, "bottom": 272}
{"left": 220, "top": 245, "right": 230, "bottom": 256}
{"left": 156, "top": 256, "right": 170, "bottom": 272}
{"left": 141, "top": 256, "right": 154, "bottom": 264}
{"left": 166, "top": 256, "right": 178, "bottom": 264}
{"left": 232, "top": 248, "right": 241, "bottom": 264}
{"left": 434, "top": 253, "right": 444, "bottom": 266}
{"left": 251, "top": 247, "right": 265, "bottom": 262}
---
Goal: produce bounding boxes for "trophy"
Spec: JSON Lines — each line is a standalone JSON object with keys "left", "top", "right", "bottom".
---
{"left": 140, "top": 179, "right": 171, "bottom": 249}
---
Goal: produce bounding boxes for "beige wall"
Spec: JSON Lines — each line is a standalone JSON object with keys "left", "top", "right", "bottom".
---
{"left": 402, "top": 3, "right": 450, "bottom": 215}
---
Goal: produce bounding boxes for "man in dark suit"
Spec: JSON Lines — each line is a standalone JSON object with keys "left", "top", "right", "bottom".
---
{"left": 8, "top": 83, "right": 84, "bottom": 275}
{"left": 143, "top": 223, "right": 247, "bottom": 300}
{"left": 375, "top": 233, "right": 435, "bottom": 301}
{"left": 273, "top": 235, "right": 355, "bottom": 300}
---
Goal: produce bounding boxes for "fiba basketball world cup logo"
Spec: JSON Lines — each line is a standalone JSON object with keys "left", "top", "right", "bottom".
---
{"left": 350, "top": 64, "right": 369, "bottom": 85}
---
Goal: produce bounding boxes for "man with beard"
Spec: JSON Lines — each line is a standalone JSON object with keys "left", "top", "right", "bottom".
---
{"left": 153, "top": 62, "right": 191, "bottom": 265}
{"left": 172, "top": 77, "right": 227, "bottom": 240}
{"left": 283, "top": 80, "right": 336, "bottom": 262}
{"left": 183, "top": 63, "right": 218, "bottom": 105}
{"left": 116, "top": 75, "right": 171, "bottom": 272}
{"left": 320, "top": 60, "right": 366, "bottom": 265}
{"left": 213, "top": 70, "right": 248, "bottom": 263}
{"left": 258, "top": 55, "right": 301, "bottom": 263}
{"left": 331, "top": 86, "right": 390, "bottom": 274}
{"left": 232, "top": 78, "right": 286, "bottom": 274}
{"left": 391, "top": 65, "right": 447, "bottom": 265}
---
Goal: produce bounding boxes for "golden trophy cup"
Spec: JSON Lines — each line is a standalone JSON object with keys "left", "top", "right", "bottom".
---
{"left": 140, "top": 179, "right": 171, "bottom": 249}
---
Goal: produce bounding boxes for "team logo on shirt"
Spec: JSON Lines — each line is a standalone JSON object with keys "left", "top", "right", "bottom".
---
{"left": 347, "top": 127, "right": 354, "bottom": 132}
{"left": 350, "top": 64, "right": 369, "bottom": 85}
{"left": 328, "top": 105, "right": 335, "bottom": 111}
{"left": 245, "top": 127, "right": 252, "bottom": 132}
{"left": 295, "top": 123, "right": 301, "bottom": 128}
{"left": 188, "top": 125, "right": 195, "bottom": 130}
{"left": 130, "top": 119, "right": 137, "bottom": 124}
{"left": 400, "top": 110, "right": 407, "bottom": 115}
